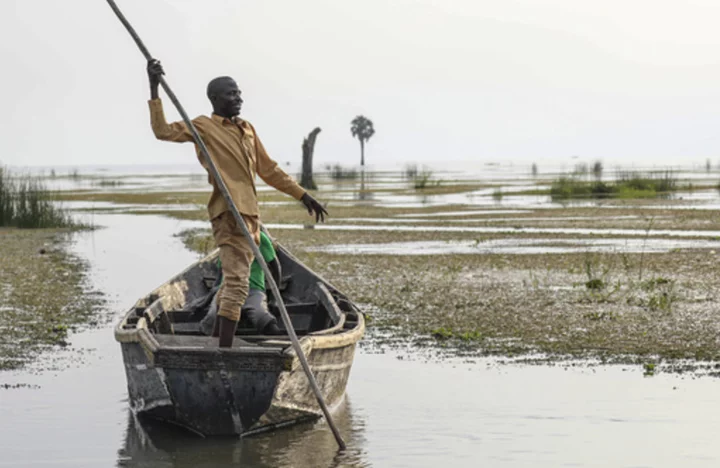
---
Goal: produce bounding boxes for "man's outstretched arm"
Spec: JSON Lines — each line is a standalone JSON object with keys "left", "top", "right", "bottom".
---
{"left": 253, "top": 125, "right": 328, "bottom": 222}
{"left": 147, "top": 59, "right": 195, "bottom": 143}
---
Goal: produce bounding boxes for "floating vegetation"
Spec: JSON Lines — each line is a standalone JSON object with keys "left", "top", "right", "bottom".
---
{"left": 175, "top": 227, "right": 216, "bottom": 256}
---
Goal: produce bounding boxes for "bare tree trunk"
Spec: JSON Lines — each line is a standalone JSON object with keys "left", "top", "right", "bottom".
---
{"left": 360, "top": 139, "right": 365, "bottom": 167}
{"left": 300, "top": 127, "right": 321, "bottom": 190}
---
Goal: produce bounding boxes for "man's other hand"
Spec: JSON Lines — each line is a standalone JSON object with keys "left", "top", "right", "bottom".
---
{"left": 301, "top": 193, "right": 328, "bottom": 223}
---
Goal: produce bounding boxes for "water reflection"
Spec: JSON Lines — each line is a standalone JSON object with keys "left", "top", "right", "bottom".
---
{"left": 355, "top": 170, "right": 373, "bottom": 202}
{"left": 117, "top": 398, "right": 369, "bottom": 468}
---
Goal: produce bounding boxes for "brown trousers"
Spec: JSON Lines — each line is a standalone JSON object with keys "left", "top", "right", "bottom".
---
{"left": 211, "top": 211, "right": 260, "bottom": 322}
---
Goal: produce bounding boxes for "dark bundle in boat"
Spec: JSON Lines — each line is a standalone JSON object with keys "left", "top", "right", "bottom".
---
{"left": 114, "top": 242, "right": 365, "bottom": 436}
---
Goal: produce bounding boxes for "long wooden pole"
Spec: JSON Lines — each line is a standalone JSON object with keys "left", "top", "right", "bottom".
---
{"left": 105, "top": 0, "right": 346, "bottom": 449}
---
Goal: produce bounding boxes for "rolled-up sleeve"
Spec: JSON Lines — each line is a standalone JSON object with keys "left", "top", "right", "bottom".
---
{"left": 252, "top": 125, "right": 306, "bottom": 200}
{"left": 148, "top": 99, "right": 195, "bottom": 142}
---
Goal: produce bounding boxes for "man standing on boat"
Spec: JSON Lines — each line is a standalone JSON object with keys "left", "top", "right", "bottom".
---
{"left": 146, "top": 59, "right": 327, "bottom": 348}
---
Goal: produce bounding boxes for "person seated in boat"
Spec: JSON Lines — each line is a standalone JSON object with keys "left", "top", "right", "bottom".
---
{"left": 244, "top": 231, "right": 284, "bottom": 335}
{"left": 201, "top": 231, "right": 283, "bottom": 336}
{"left": 146, "top": 60, "right": 327, "bottom": 348}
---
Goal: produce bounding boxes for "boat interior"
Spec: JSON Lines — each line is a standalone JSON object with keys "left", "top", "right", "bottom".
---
{"left": 118, "top": 247, "right": 362, "bottom": 350}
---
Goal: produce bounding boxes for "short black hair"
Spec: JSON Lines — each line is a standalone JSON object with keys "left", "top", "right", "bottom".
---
{"left": 206, "top": 76, "right": 237, "bottom": 100}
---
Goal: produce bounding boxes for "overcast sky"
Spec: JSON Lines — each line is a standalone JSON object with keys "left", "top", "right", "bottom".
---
{"left": 3, "top": 0, "right": 720, "bottom": 170}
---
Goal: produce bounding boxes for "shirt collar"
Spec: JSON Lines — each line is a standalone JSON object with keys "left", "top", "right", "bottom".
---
{"left": 211, "top": 113, "right": 247, "bottom": 128}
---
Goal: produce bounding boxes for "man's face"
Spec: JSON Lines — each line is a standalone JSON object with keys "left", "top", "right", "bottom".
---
{"left": 211, "top": 79, "right": 243, "bottom": 117}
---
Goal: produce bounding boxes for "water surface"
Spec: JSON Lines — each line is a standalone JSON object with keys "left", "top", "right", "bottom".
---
{"left": 0, "top": 197, "right": 719, "bottom": 467}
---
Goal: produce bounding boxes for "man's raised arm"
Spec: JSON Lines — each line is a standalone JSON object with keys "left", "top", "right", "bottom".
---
{"left": 147, "top": 59, "right": 194, "bottom": 143}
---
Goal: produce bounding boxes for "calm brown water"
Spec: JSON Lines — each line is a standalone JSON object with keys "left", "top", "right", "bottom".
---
{"left": 1, "top": 214, "right": 719, "bottom": 467}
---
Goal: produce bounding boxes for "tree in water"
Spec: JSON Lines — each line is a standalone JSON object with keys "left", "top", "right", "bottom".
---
{"left": 350, "top": 115, "right": 375, "bottom": 166}
{"left": 300, "top": 127, "right": 322, "bottom": 190}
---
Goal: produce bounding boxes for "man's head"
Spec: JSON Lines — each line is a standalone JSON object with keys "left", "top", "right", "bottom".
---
{"left": 207, "top": 76, "right": 243, "bottom": 118}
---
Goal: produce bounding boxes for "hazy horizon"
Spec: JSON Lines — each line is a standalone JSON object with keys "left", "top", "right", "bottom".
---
{"left": 4, "top": 0, "right": 720, "bottom": 169}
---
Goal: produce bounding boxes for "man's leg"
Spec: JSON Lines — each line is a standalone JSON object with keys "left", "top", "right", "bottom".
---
{"left": 211, "top": 211, "right": 258, "bottom": 347}
{"left": 243, "top": 289, "right": 281, "bottom": 334}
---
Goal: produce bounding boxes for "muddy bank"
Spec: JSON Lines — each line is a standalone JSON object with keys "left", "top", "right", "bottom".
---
{"left": 177, "top": 227, "right": 720, "bottom": 375}
{"left": 0, "top": 228, "right": 104, "bottom": 371}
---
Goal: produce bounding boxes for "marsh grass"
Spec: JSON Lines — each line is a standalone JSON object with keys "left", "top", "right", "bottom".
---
{"left": 412, "top": 169, "right": 441, "bottom": 189}
{"left": 95, "top": 179, "right": 125, "bottom": 187}
{"left": 329, "top": 165, "right": 358, "bottom": 180}
{"left": 404, "top": 164, "right": 418, "bottom": 179}
{"left": 550, "top": 169, "right": 678, "bottom": 200}
{"left": 0, "top": 167, "right": 72, "bottom": 228}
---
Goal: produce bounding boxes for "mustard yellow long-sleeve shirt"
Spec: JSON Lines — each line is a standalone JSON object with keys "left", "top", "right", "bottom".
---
{"left": 148, "top": 99, "right": 305, "bottom": 219}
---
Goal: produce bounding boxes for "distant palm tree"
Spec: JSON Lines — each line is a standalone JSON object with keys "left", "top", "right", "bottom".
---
{"left": 350, "top": 116, "right": 375, "bottom": 166}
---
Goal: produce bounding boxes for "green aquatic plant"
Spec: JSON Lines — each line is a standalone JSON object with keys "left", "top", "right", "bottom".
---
{"left": 647, "top": 290, "right": 675, "bottom": 313}
{"left": 583, "top": 311, "right": 618, "bottom": 321}
{"left": 431, "top": 327, "right": 454, "bottom": 340}
{"left": 641, "top": 277, "right": 672, "bottom": 291}
{"left": 550, "top": 169, "right": 678, "bottom": 200}
{"left": 458, "top": 330, "right": 482, "bottom": 342}
{"left": 0, "top": 167, "right": 73, "bottom": 229}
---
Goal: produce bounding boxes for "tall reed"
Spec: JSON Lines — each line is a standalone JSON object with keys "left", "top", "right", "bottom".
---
{"left": 0, "top": 167, "right": 72, "bottom": 228}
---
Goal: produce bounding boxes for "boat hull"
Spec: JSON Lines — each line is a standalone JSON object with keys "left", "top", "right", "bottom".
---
{"left": 119, "top": 328, "right": 362, "bottom": 436}
{"left": 115, "top": 246, "right": 364, "bottom": 436}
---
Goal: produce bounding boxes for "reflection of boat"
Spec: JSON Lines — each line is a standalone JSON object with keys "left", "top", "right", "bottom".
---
{"left": 118, "top": 398, "right": 368, "bottom": 468}
{"left": 114, "top": 243, "right": 364, "bottom": 436}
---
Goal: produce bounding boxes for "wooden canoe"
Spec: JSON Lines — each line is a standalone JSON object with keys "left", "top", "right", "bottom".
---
{"left": 114, "top": 243, "right": 365, "bottom": 436}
